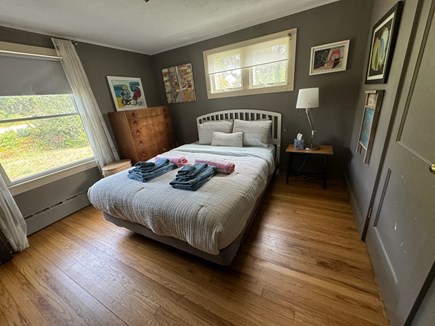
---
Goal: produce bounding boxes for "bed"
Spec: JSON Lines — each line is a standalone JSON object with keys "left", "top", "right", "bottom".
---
{"left": 88, "top": 109, "right": 281, "bottom": 265}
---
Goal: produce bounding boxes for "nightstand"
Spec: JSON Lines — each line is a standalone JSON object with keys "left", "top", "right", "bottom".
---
{"left": 286, "top": 144, "right": 334, "bottom": 189}
{"left": 102, "top": 159, "right": 132, "bottom": 177}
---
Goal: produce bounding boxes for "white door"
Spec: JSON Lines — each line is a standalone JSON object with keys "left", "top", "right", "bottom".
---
{"left": 366, "top": 0, "right": 435, "bottom": 325}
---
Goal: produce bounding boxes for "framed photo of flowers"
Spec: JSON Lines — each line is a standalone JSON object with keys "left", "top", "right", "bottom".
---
{"left": 162, "top": 63, "right": 196, "bottom": 103}
{"left": 366, "top": 1, "right": 403, "bottom": 84}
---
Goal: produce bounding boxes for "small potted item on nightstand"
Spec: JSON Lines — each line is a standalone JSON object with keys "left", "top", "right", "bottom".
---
{"left": 294, "top": 133, "right": 304, "bottom": 150}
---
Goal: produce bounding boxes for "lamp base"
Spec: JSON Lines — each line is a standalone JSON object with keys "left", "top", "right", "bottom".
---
{"left": 305, "top": 144, "right": 320, "bottom": 150}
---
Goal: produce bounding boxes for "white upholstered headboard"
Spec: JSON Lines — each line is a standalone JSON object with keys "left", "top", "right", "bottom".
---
{"left": 196, "top": 109, "right": 282, "bottom": 164}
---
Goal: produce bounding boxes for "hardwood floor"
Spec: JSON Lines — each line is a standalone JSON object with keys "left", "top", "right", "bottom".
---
{"left": 0, "top": 175, "right": 388, "bottom": 325}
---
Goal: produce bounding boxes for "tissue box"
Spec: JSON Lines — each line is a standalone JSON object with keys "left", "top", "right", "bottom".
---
{"left": 294, "top": 138, "right": 305, "bottom": 150}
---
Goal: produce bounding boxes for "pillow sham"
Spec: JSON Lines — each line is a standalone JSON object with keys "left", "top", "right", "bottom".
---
{"left": 232, "top": 119, "right": 272, "bottom": 147}
{"left": 197, "top": 120, "right": 233, "bottom": 144}
{"left": 211, "top": 131, "right": 243, "bottom": 147}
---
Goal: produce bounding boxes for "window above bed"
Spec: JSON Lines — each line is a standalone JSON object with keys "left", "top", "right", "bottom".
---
{"left": 203, "top": 28, "right": 297, "bottom": 99}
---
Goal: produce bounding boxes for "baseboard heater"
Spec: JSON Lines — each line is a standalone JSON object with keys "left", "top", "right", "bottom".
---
{"left": 25, "top": 191, "right": 90, "bottom": 235}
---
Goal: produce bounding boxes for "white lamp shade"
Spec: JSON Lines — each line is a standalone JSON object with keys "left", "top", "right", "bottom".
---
{"left": 296, "top": 87, "right": 319, "bottom": 109}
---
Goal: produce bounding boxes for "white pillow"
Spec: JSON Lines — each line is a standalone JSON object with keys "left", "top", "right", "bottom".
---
{"left": 211, "top": 132, "right": 243, "bottom": 147}
{"left": 232, "top": 119, "right": 272, "bottom": 147}
{"left": 197, "top": 120, "right": 233, "bottom": 144}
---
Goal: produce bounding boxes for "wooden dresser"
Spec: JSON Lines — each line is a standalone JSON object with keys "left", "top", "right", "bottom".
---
{"left": 108, "top": 106, "right": 175, "bottom": 163}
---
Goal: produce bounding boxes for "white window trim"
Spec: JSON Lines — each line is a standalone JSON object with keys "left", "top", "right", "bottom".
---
{"left": 2, "top": 159, "right": 98, "bottom": 196}
{"left": 0, "top": 40, "right": 60, "bottom": 60}
{"left": 203, "top": 28, "right": 297, "bottom": 99}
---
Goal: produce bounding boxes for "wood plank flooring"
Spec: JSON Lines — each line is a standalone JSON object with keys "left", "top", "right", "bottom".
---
{"left": 0, "top": 175, "right": 388, "bottom": 325}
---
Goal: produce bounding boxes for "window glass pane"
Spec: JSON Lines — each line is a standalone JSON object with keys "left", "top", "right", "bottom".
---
{"left": 211, "top": 69, "right": 242, "bottom": 92}
{"left": 208, "top": 52, "right": 241, "bottom": 73}
{"left": 0, "top": 96, "right": 93, "bottom": 182}
{"left": 252, "top": 61, "right": 288, "bottom": 87}
{"left": 246, "top": 38, "right": 288, "bottom": 67}
{"left": 0, "top": 94, "right": 76, "bottom": 120}
{"left": 204, "top": 28, "right": 296, "bottom": 98}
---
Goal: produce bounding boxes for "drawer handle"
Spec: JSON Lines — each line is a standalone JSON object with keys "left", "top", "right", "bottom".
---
{"left": 133, "top": 120, "right": 137, "bottom": 125}
{"left": 139, "top": 141, "right": 143, "bottom": 146}
{"left": 136, "top": 130, "right": 140, "bottom": 135}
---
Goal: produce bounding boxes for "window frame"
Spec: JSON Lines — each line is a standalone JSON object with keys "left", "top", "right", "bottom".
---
{"left": 0, "top": 94, "right": 96, "bottom": 191}
{"left": 0, "top": 42, "right": 96, "bottom": 193}
{"left": 203, "top": 28, "right": 297, "bottom": 99}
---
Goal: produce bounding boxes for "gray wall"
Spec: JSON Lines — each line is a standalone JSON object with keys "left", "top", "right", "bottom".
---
{"left": 347, "top": 0, "right": 419, "bottom": 234}
{"left": 75, "top": 43, "right": 159, "bottom": 142}
{"left": 413, "top": 279, "right": 435, "bottom": 326}
{"left": 151, "top": 0, "right": 374, "bottom": 174}
{"left": 347, "top": 0, "right": 435, "bottom": 323}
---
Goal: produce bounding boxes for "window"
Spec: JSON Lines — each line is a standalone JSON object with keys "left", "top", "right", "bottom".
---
{"left": 0, "top": 94, "right": 93, "bottom": 184}
{"left": 203, "top": 28, "right": 297, "bottom": 99}
{"left": 0, "top": 41, "right": 94, "bottom": 187}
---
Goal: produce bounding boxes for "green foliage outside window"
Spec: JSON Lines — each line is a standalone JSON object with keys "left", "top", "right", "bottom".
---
{"left": 0, "top": 95, "right": 93, "bottom": 182}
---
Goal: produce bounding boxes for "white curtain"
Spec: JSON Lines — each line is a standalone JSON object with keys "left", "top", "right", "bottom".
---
{"left": 0, "top": 176, "right": 28, "bottom": 252}
{"left": 52, "top": 38, "right": 119, "bottom": 169}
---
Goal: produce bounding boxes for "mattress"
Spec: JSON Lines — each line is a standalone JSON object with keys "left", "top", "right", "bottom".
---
{"left": 88, "top": 144, "right": 275, "bottom": 255}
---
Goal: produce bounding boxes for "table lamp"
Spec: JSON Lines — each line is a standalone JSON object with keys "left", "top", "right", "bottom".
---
{"left": 296, "top": 87, "right": 320, "bottom": 150}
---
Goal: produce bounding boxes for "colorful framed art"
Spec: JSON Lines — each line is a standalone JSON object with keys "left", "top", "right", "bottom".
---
{"left": 106, "top": 76, "right": 147, "bottom": 111}
{"left": 309, "top": 40, "right": 350, "bottom": 75}
{"left": 356, "top": 90, "right": 385, "bottom": 164}
{"left": 366, "top": 1, "right": 403, "bottom": 84}
{"left": 162, "top": 63, "right": 196, "bottom": 104}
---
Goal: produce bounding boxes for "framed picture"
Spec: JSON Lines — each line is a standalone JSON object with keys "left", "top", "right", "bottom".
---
{"left": 309, "top": 40, "right": 350, "bottom": 75}
{"left": 356, "top": 90, "right": 385, "bottom": 164}
{"left": 106, "top": 76, "right": 147, "bottom": 111}
{"left": 162, "top": 63, "right": 196, "bottom": 103}
{"left": 366, "top": 2, "right": 403, "bottom": 83}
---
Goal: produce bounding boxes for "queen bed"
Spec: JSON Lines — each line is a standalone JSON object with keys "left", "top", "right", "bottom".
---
{"left": 88, "top": 109, "right": 281, "bottom": 265}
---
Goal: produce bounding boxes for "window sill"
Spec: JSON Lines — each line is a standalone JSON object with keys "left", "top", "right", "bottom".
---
{"left": 207, "top": 84, "right": 293, "bottom": 99}
{"left": 8, "top": 159, "right": 98, "bottom": 196}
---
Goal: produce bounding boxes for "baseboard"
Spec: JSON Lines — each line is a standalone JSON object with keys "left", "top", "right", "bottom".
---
{"left": 25, "top": 192, "right": 90, "bottom": 235}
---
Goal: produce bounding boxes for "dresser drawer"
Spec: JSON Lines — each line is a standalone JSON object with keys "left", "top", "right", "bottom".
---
{"left": 108, "top": 106, "right": 175, "bottom": 164}
{"left": 126, "top": 106, "right": 167, "bottom": 120}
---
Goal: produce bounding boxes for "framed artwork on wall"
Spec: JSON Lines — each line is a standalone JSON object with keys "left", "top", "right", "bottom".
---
{"left": 309, "top": 40, "right": 350, "bottom": 75}
{"left": 162, "top": 63, "right": 196, "bottom": 103}
{"left": 106, "top": 76, "right": 147, "bottom": 111}
{"left": 365, "top": 1, "right": 403, "bottom": 84}
{"left": 356, "top": 90, "right": 385, "bottom": 164}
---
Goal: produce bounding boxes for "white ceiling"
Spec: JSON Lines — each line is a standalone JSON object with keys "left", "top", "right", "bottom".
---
{"left": 0, "top": 0, "right": 337, "bottom": 55}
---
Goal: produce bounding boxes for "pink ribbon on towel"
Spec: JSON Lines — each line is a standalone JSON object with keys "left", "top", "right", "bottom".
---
{"left": 194, "top": 159, "right": 235, "bottom": 174}
{"left": 156, "top": 155, "right": 188, "bottom": 167}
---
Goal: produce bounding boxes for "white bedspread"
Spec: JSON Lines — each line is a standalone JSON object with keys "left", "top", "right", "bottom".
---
{"left": 87, "top": 144, "right": 275, "bottom": 255}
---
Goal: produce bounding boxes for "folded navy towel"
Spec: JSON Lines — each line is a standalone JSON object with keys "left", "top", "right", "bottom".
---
{"left": 170, "top": 165, "right": 216, "bottom": 191}
{"left": 128, "top": 158, "right": 177, "bottom": 182}
{"left": 176, "top": 165, "right": 196, "bottom": 175}
{"left": 129, "top": 158, "right": 170, "bottom": 173}
{"left": 175, "top": 163, "right": 208, "bottom": 181}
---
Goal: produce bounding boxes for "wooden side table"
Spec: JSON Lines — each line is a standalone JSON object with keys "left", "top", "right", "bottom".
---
{"left": 286, "top": 145, "right": 334, "bottom": 189}
{"left": 102, "top": 159, "right": 132, "bottom": 177}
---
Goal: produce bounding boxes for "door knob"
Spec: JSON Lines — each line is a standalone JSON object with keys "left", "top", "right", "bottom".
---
{"left": 430, "top": 164, "right": 435, "bottom": 174}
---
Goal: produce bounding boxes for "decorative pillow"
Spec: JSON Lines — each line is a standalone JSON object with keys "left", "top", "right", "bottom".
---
{"left": 211, "top": 131, "right": 243, "bottom": 147}
{"left": 232, "top": 119, "right": 272, "bottom": 147}
{"left": 197, "top": 120, "right": 233, "bottom": 144}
